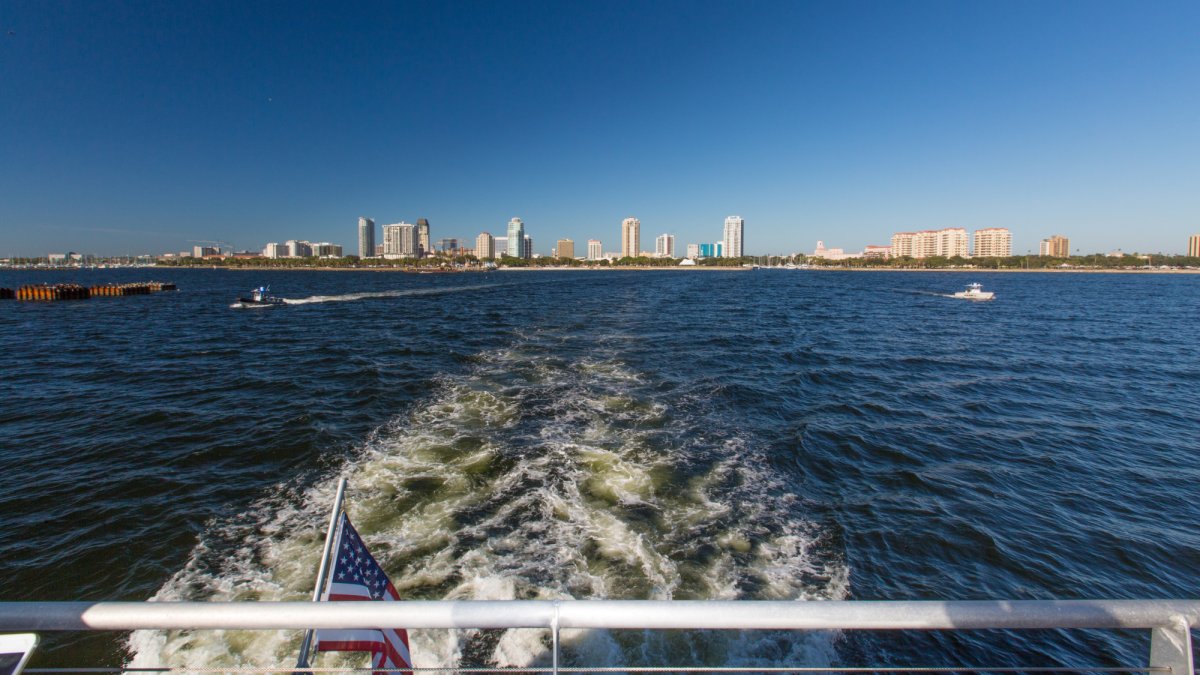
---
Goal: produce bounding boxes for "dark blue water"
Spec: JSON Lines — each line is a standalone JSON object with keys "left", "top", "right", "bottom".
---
{"left": 2, "top": 268, "right": 1198, "bottom": 670}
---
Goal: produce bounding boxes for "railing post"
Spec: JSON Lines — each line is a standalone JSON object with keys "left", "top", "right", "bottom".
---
{"left": 1150, "top": 616, "right": 1194, "bottom": 675}
{"left": 551, "top": 600, "right": 560, "bottom": 675}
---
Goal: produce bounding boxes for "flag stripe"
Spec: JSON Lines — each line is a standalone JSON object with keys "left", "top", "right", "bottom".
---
{"left": 313, "top": 513, "right": 412, "bottom": 674}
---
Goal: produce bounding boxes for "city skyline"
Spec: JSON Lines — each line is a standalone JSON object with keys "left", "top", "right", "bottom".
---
{"left": 2, "top": 2, "right": 1198, "bottom": 256}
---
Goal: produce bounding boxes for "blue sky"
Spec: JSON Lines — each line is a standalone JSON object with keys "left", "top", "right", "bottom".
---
{"left": 2, "top": 0, "right": 1197, "bottom": 256}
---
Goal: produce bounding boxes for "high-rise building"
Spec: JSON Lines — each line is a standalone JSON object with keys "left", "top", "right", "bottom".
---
{"left": 655, "top": 234, "right": 675, "bottom": 258}
{"left": 358, "top": 217, "right": 375, "bottom": 258}
{"left": 891, "top": 232, "right": 915, "bottom": 258}
{"left": 524, "top": 235, "right": 533, "bottom": 259}
{"left": 436, "top": 238, "right": 459, "bottom": 254}
{"left": 416, "top": 219, "right": 431, "bottom": 257}
{"left": 1040, "top": 235, "right": 1070, "bottom": 257}
{"left": 383, "top": 223, "right": 417, "bottom": 257}
{"left": 476, "top": 232, "right": 495, "bottom": 260}
{"left": 556, "top": 239, "right": 574, "bottom": 259}
{"left": 1189, "top": 234, "right": 1200, "bottom": 258}
{"left": 973, "top": 228, "right": 1012, "bottom": 258}
{"left": 698, "top": 242, "right": 723, "bottom": 258}
{"left": 506, "top": 218, "right": 525, "bottom": 258}
{"left": 587, "top": 239, "right": 602, "bottom": 260}
{"left": 621, "top": 217, "right": 640, "bottom": 258}
{"left": 193, "top": 245, "right": 218, "bottom": 258}
{"left": 262, "top": 242, "right": 286, "bottom": 259}
{"left": 723, "top": 216, "right": 744, "bottom": 258}
{"left": 686, "top": 243, "right": 699, "bottom": 259}
{"left": 494, "top": 237, "right": 507, "bottom": 256}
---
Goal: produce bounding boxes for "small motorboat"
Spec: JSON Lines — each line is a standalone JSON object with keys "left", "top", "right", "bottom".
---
{"left": 951, "top": 282, "right": 995, "bottom": 301}
{"left": 236, "top": 286, "right": 285, "bottom": 307}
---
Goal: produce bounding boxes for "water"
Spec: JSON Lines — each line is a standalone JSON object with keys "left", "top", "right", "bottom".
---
{"left": 2, "top": 268, "right": 1198, "bottom": 670}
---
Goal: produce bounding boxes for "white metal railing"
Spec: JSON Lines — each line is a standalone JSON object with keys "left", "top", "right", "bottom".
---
{"left": 0, "top": 599, "right": 1196, "bottom": 674}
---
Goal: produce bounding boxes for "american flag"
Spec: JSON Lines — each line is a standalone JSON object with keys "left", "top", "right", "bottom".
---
{"left": 315, "top": 513, "right": 412, "bottom": 675}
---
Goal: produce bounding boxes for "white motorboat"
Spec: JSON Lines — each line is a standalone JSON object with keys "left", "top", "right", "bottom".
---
{"left": 952, "top": 282, "right": 995, "bottom": 301}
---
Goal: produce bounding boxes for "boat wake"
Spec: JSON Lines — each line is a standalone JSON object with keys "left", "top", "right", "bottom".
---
{"left": 128, "top": 333, "right": 846, "bottom": 671}
{"left": 281, "top": 284, "right": 505, "bottom": 305}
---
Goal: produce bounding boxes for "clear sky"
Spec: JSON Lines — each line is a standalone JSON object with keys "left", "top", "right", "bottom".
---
{"left": 2, "top": 0, "right": 1198, "bottom": 257}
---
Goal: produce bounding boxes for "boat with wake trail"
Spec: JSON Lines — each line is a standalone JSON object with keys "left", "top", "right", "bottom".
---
{"left": 235, "top": 286, "right": 285, "bottom": 307}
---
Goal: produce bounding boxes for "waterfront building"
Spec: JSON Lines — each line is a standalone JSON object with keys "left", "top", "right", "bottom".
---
{"left": 587, "top": 239, "right": 602, "bottom": 260}
{"left": 686, "top": 243, "right": 699, "bottom": 259}
{"left": 1040, "top": 235, "right": 1070, "bottom": 257}
{"left": 311, "top": 242, "right": 343, "bottom": 257}
{"left": 506, "top": 218, "right": 525, "bottom": 258}
{"left": 621, "top": 217, "right": 640, "bottom": 258}
{"left": 891, "top": 228, "right": 966, "bottom": 259}
{"left": 476, "top": 232, "right": 495, "bottom": 260}
{"left": 262, "top": 243, "right": 286, "bottom": 259}
{"left": 494, "top": 237, "right": 507, "bottom": 257}
{"left": 812, "top": 241, "right": 861, "bottom": 261}
{"left": 358, "top": 217, "right": 375, "bottom": 258}
{"left": 416, "top": 219, "right": 431, "bottom": 257}
{"left": 285, "top": 240, "right": 313, "bottom": 258}
{"left": 556, "top": 239, "right": 574, "bottom": 259}
{"left": 524, "top": 235, "right": 533, "bottom": 260}
{"left": 698, "top": 242, "right": 724, "bottom": 258}
{"left": 1190, "top": 234, "right": 1200, "bottom": 257}
{"left": 436, "top": 238, "right": 459, "bottom": 254}
{"left": 382, "top": 223, "right": 417, "bottom": 258}
{"left": 193, "top": 245, "right": 218, "bottom": 258}
{"left": 863, "top": 245, "right": 892, "bottom": 259}
{"left": 973, "top": 228, "right": 1012, "bottom": 258}
{"left": 723, "top": 216, "right": 744, "bottom": 258}
{"left": 655, "top": 234, "right": 675, "bottom": 258}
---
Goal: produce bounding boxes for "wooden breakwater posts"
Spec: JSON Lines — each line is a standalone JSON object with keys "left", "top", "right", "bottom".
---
{"left": 1, "top": 282, "right": 178, "bottom": 301}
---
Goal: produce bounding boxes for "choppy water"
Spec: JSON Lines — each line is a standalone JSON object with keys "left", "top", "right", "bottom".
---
{"left": 2, "top": 268, "right": 1198, "bottom": 670}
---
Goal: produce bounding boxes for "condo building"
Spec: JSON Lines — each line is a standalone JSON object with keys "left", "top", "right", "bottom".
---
{"left": 685, "top": 243, "right": 699, "bottom": 259}
{"left": 556, "top": 239, "right": 575, "bottom": 259}
{"left": 311, "top": 242, "right": 343, "bottom": 257}
{"left": 890, "top": 228, "right": 967, "bottom": 258}
{"left": 476, "top": 232, "right": 495, "bottom": 260}
{"left": 382, "top": 222, "right": 417, "bottom": 258}
{"left": 863, "top": 245, "right": 892, "bottom": 259}
{"left": 524, "top": 235, "right": 533, "bottom": 259}
{"left": 621, "top": 217, "right": 640, "bottom": 258}
{"left": 1190, "top": 234, "right": 1200, "bottom": 258}
{"left": 655, "top": 234, "right": 675, "bottom": 258}
{"left": 262, "top": 242, "right": 287, "bottom": 259}
{"left": 723, "top": 216, "right": 744, "bottom": 258}
{"left": 973, "top": 228, "right": 1012, "bottom": 258}
{"left": 587, "top": 239, "right": 602, "bottom": 260}
{"left": 358, "top": 217, "right": 375, "bottom": 258}
{"left": 1040, "top": 235, "right": 1070, "bottom": 257}
{"left": 698, "top": 242, "right": 723, "bottom": 258}
{"left": 506, "top": 218, "right": 525, "bottom": 258}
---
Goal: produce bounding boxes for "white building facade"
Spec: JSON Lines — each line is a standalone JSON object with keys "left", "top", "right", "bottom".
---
{"left": 723, "top": 216, "right": 744, "bottom": 258}
{"left": 382, "top": 223, "right": 417, "bottom": 258}
{"left": 655, "top": 234, "right": 675, "bottom": 258}
{"left": 587, "top": 239, "right": 602, "bottom": 260}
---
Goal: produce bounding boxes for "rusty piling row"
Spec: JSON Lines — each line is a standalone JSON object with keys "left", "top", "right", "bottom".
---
{"left": 2, "top": 282, "right": 178, "bottom": 301}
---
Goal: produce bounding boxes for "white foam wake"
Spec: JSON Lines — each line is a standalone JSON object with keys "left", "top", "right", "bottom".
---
{"left": 129, "top": 338, "right": 847, "bottom": 671}
{"left": 282, "top": 284, "right": 504, "bottom": 305}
